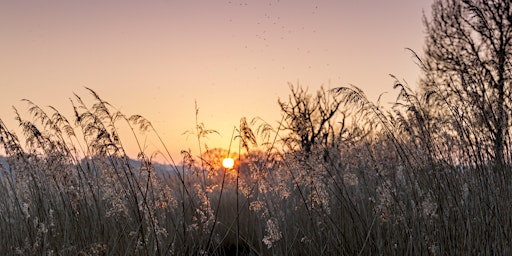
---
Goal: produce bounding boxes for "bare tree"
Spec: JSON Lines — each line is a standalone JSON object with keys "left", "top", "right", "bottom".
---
{"left": 278, "top": 84, "right": 344, "bottom": 154}
{"left": 419, "top": 0, "right": 512, "bottom": 171}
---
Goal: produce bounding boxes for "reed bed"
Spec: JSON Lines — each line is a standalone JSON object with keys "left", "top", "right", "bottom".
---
{"left": 0, "top": 85, "right": 511, "bottom": 255}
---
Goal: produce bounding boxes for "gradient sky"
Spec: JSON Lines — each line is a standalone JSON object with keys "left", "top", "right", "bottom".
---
{"left": 0, "top": 0, "right": 433, "bottom": 162}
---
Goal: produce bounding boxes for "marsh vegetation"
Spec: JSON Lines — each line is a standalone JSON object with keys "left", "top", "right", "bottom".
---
{"left": 1, "top": 0, "right": 512, "bottom": 255}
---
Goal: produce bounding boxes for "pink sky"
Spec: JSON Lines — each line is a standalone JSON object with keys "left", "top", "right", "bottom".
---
{"left": 0, "top": 0, "right": 432, "bottom": 162}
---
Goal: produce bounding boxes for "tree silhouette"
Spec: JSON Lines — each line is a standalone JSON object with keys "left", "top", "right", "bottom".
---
{"left": 278, "top": 84, "right": 344, "bottom": 154}
{"left": 419, "top": 0, "right": 512, "bottom": 172}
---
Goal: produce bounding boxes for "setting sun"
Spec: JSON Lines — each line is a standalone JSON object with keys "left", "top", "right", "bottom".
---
{"left": 222, "top": 157, "right": 235, "bottom": 169}
{"left": 0, "top": 0, "right": 459, "bottom": 254}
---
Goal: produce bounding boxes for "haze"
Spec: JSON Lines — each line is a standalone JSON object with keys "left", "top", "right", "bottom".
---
{"left": 0, "top": 0, "right": 432, "bottom": 161}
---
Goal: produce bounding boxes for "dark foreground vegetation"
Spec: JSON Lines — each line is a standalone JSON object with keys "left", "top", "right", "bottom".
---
{"left": 1, "top": 0, "right": 512, "bottom": 255}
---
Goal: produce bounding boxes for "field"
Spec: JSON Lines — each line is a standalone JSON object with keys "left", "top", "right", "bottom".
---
{"left": 1, "top": 84, "right": 511, "bottom": 255}
{"left": 2, "top": 0, "right": 511, "bottom": 255}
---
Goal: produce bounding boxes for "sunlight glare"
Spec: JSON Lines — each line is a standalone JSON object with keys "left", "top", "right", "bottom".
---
{"left": 222, "top": 157, "right": 235, "bottom": 169}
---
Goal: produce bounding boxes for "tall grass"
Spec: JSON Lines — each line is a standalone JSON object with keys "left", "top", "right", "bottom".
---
{"left": 0, "top": 84, "right": 511, "bottom": 255}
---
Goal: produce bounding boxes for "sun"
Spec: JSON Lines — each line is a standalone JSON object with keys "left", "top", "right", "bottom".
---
{"left": 222, "top": 157, "right": 235, "bottom": 169}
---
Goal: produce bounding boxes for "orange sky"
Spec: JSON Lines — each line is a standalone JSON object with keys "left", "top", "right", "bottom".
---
{"left": 0, "top": 0, "right": 432, "bottom": 163}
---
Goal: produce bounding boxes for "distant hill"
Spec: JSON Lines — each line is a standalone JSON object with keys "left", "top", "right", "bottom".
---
{"left": 0, "top": 154, "right": 186, "bottom": 177}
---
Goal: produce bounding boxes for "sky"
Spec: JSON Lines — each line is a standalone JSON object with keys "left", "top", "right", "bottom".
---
{"left": 0, "top": 0, "right": 433, "bottom": 163}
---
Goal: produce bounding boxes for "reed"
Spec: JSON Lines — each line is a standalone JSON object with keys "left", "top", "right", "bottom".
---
{"left": 0, "top": 83, "right": 511, "bottom": 255}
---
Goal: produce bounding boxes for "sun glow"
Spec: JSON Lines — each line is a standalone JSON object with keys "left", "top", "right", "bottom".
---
{"left": 222, "top": 157, "right": 235, "bottom": 169}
